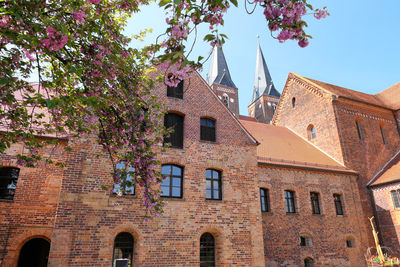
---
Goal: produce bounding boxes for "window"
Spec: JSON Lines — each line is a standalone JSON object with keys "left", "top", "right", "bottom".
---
{"left": 292, "top": 97, "right": 296, "bottom": 107}
{"left": 307, "top": 125, "right": 316, "bottom": 140}
{"left": 200, "top": 233, "right": 215, "bottom": 267}
{"left": 206, "top": 169, "right": 222, "bottom": 200}
{"left": 355, "top": 120, "right": 363, "bottom": 140}
{"left": 346, "top": 237, "right": 355, "bottom": 248}
{"left": 304, "top": 257, "right": 314, "bottom": 267}
{"left": 300, "top": 235, "right": 312, "bottom": 247}
{"left": 113, "top": 232, "right": 134, "bottom": 267}
{"left": 285, "top": 190, "right": 296, "bottom": 213}
{"left": 222, "top": 95, "right": 229, "bottom": 107}
{"left": 167, "top": 80, "right": 184, "bottom": 99}
{"left": 310, "top": 192, "right": 321, "bottom": 214}
{"left": 0, "top": 167, "right": 20, "bottom": 200}
{"left": 391, "top": 190, "right": 400, "bottom": 209}
{"left": 200, "top": 118, "right": 216, "bottom": 142}
{"left": 161, "top": 165, "right": 183, "bottom": 198}
{"left": 260, "top": 188, "right": 270, "bottom": 212}
{"left": 113, "top": 162, "right": 135, "bottom": 195}
{"left": 164, "top": 113, "right": 184, "bottom": 148}
{"left": 334, "top": 194, "right": 344, "bottom": 215}
{"left": 380, "top": 125, "right": 386, "bottom": 144}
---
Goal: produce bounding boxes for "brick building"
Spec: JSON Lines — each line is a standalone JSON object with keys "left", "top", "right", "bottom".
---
{"left": 0, "top": 44, "right": 399, "bottom": 267}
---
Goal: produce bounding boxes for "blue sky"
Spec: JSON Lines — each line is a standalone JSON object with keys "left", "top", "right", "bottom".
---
{"left": 127, "top": 0, "right": 400, "bottom": 115}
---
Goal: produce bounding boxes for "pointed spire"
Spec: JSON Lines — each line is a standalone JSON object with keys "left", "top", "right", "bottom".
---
{"left": 207, "top": 45, "right": 237, "bottom": 88}
{"left": 251, "top": 41, "right": 280, "bottom": 103}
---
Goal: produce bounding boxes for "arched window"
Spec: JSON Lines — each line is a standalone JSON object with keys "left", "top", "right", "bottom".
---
{"left": 200, "top": 118, "right": 216, "bottom": 142}
{"left": 161, "top": 165, "right": 183, "bottom": 198}
{"left": 200, "top": 233, "right": 215, "bottom": 267}
{"left": 206, "top": 169, "right": 222, "bottom": 200}
{"left": 307, "top": 125, "right": 316, "bottom": 140}
{"left": 355, "top": 120, "right": 363, "bottom": 140}
{"left": 333, "top": 193, "right": 344, "bottom": 215}
{"left": 304, "top": 257, "right": 314, "bottom": 267}
{"left": 292, "top": 97, "right": 296, "bottom": 107}
{"left": 284, "top": 190, "right": 296, "bottom": 213}
{"left": 346, "top": 237, "right": 355, "bottom": 248}
{"left": 113, "top": 232, "right": 134, "bottom": 267}
{"left": 222, "top": 94, "right": 229, "bottom": 107}
{"left": 300, "top": 234, "right": 313, "bottom": 247}
{"left": 380, "top": 125, "right": 387, "bottom": 144}
{"left": 0, "top": 167, "right": 20, "bottom": 200}
{"left": 164, "top": 113, "right": 184, "bottom": 148}
{"left": 310, "top": 192, "right": 321, "bottom": 214}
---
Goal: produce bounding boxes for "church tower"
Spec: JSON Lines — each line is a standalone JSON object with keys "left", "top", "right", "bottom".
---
{"left": 248, "top": 42, "right": 280, "bottom": 124}
{"left": 207, "top": 45, "right": 240, "bottom": 116}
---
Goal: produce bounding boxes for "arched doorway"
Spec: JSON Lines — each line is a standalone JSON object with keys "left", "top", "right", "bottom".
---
{"left": 18, "top": 238, "right": 50, "bottom": 267}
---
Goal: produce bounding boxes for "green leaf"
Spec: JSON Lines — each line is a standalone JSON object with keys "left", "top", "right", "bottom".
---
{"left": 0, "top": 77, "right": 9, "bottom": 84}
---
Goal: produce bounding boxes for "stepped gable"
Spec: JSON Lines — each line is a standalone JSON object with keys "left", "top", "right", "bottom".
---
{"left": 369, "top": 150, "right": 400, "bottom": 186}
{"left": 240, "top": 119, "right": 355, "bottom": 173}
{"left": 304, "top": 77, "right": 400, "bottom": 110}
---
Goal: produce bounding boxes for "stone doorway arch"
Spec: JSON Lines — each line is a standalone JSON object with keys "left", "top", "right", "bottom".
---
{"left": 17, "top": 238, "right": 50, "bottom": 267}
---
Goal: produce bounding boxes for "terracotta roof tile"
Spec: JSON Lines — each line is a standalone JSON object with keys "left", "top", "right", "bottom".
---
{"left": 238, "top": 115, "right": 257, "bottom": 122}
{"left": 239, "top": 119, "right": 353, "bottom": 172}
{"left": 301, "top": 76, "right": 400, "bottom": 110}
{"left": 369, "top": 151, "right": 400, "bottom": 186}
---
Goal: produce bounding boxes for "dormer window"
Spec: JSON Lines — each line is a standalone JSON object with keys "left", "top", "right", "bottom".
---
{"left": 167, "top": 80, "right": 184, "bottom": 99}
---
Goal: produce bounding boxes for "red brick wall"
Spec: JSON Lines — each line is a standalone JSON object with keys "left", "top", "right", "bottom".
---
{"left": 273, "top": 74, "right": 345, "bottom": 164}
{"left": 258, "top": 164, "right": 367, "bottom": 267}
{"left": 371, "top": 183, "right": 400, "bottom": 255}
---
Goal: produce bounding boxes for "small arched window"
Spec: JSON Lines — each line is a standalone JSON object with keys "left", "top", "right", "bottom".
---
{"left": 161, "top": 165, "right": 183, "bottom": 198}
{"left": 292, "top": 97, "right": 296, "bottom": 107}
{"left": 113, "top": 232, "right": 134, "bottom": 267}
{"left": 380, "top": 125, "right": 387, "bottom": 144}
{"left": 355, "top": 120, "right": 363, "bottom": 140}
{"left": 304, "top": 257, "right": 314, "bottom": 267}
{"left": 300, "top": 234, "right": 312, "bottom": 247}
{"left": 0, "top": 167, "right": 20, "bottom": 200}
{"left": 200, "top": 118, "right": 216, "bottom": 142}
{"left": 222, "top": 94, "right": 229, "bottom": 107}
{"left": 206, "top": 169, "right": 222, "bottom": 200}
{"left": 164, "top": 113, "right": 184, "bottom": 148}
{"left": 200, "top": 233, "right": 215, "bottom": 267}
{"left": 307, "top": 124, "right": 316, "bottom": 140}
{"left": 346, "top": 237, "right": 355, "bottom": 248}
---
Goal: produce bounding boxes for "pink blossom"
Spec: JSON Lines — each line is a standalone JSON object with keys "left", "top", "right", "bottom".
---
{"left": 314, "top": 8, "right": 329, "bottom": 19}
{"left": 89, "top": 0, "right": 101, "bottom": 4}
{"left": 298, "top": 38, "right": 309, "bottom": 48}
{"left": 73, "top": 10, "right": 87, "bottom": 24}
{"left": 277, "top": 30, "right": 293, "bottom": 43}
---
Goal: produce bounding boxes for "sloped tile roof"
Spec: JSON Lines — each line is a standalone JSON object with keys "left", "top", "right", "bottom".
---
{"left": 369, "top": 151, "right": 400, "bottom": 186}
{"left": 376, "top": 82, "right": 400, "bottom": 110}
{"left": 239, "top": 119, "right": 354, "bottom": 173}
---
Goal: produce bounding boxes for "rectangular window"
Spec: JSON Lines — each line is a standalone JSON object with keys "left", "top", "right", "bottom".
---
{"left": 164, "top": 113, "right": 184, "bottom": 148}
{"left": 260, "top": 188, "right": 270, "bottom": 212}
{"left": 334, "top": 194, "right": 344, "bottom": 215}
{"left": 200, "top": 118, "right": 216, "bottom": 142}
{"left": 113, "top": 163, "right": 135, "bottom": 195}
{"left": 167, "top": 80, "right": 184, "bottom": 99}
{"left": 206, "top": 169, "right": 222, "bottom": 200}
{"left": 310, "top": 192, "right": 321, "bottom": 214}
{"left": 0, "top": 167, "right": 20, "bottom": 200}
{"left": 161, "top": 165, "right": 183, "bottom": 198}
{"left": 391, "top": 190, "right": 400, "bottom": 209}
{"left": 285, "top": 190, "right": 296, "bottom": 213}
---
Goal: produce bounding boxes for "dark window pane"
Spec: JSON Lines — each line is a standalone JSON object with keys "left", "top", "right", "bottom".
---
{"left": 311, "top": 192, "right": 320, "bottom": 214}
{"left": 260, "top": 188, "right": 270, "bottom": 212}
{"left": 113, "top": 232, "right": 133, "bottom": 267}
{"left": 380, "top": 126, "right": 386, "bottom": 144}
{"left": 206, "top": 169, "right": 222, "bottom": 200}
{"left": 167, "top": 80, "right": 184, "bottom": 99}
{"left": 164, "top": 113, "right": 184, "bottom": 148}
{"left": 356, "top": 121, "right": 362, "bottom": 140}
{"left": 334, "top": 194, "right": 344, "bottom": 215}
{"left": 0, "top": 167, "right": 20, "bottom": 200}
{"left": 304, "top": 258, "right": 314, "bottom": 267}
{"left": 200, "top": 233, "right": 215, "bottom": 267}
{"left": 200, "top": 118, "right": 216, "bottom": 142}
{"left": 285, "top": 190, "right": 295, "bottom": 213}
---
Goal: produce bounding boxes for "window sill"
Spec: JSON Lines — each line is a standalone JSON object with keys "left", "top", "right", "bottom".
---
{"left": 199, "top": 140, "right": 219, "bottom": 145}
{"left": 167, "top": 96, "right": 183, "bottom": 100}
{"left": 311, "top": 213, "right": 323, "bottom": 216}
{"left": 205, "top": 198, "right": 223, "bottom": 202}
{"left": 160, "top": 197, "right": 184, "bottom": 200}
{"left": 262, "top": 211, "right": 273, "bottom": 215}
{"left": 109, "top": 193, "right": 137, "bottom": 199}
{"left": 0, "top": 199, "right": 14, "bottom": 203}
{"left": 286, "top": 212, "right": 299, "bottom": 215}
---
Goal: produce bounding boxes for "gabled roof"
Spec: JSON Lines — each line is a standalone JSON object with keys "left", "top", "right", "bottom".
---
{"left": 251, "top": 43, "right": 280, "bottom": 103}
{"left": 368, "top": 150, "right": 400, "bottom": 187}
{"left": 302, "top": 77, "right": 400, "bottom": 110}
{"left": 239, "top": 119, "right": 355, "bottom": 173}
{"left": 207, "top": 45, "right": 237, "bottom": 88}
